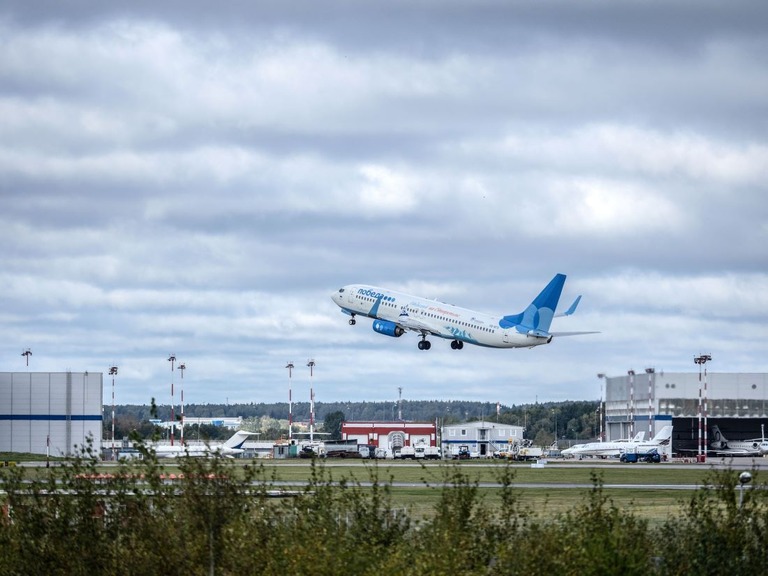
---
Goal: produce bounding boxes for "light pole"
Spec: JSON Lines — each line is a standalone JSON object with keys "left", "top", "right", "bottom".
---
{"left": 286, "top": 362, "right": 294, "bottom": 440}
{"left": 178, "top": 363, "right": 186, "bottom": 445}
{"left": 628, "top": 370, "right": 636, "bottom": 438}
{"left": 597, "top": 373, "right": 605, "bottom": 440}
{"left": 168, "top": 354, "right": 176, "bottom": 446}
{"left": 21, "top": 348, "right": 32, "bottom": 368}
{"left": 645, "top": 368, "right": 655, "bottom": 437}
{"left": 307, "top": 359, "right": 316, "bottom": 443}
{"left": 109, "top": 365, "right": 118, "bottom": 460}
{"left": 694, "top": 354, "right": 712, "bottom": 461}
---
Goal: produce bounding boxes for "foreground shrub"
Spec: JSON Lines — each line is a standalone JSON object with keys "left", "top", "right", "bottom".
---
{"left": 3, "top": 454, "right": 768, "bottom": 576}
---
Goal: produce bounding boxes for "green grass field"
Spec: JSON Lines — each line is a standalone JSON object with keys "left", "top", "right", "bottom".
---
{"left": 1, "top": 454, "right": 735, "bottom": 525}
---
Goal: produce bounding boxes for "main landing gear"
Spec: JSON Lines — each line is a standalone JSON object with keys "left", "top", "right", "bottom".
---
{"left": 417, "top": 337, "right": 431, "bottom": 351}
{"left": 450, "top": 340, "right": 464, "bottom": 350}
{"left": 349, "top": 314, "right": 356, "bottom": 325}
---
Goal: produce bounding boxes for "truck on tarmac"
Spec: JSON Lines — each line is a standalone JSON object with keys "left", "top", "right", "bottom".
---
{"left": 414, "top": 443, "right": 441, "bottom": 460}
{"left": 620, "top": 447, "right": 661, "bottom": 463}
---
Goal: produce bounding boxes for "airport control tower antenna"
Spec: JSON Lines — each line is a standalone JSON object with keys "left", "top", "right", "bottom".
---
{"left": 109, "top": 365, "right": 118, "bottom": 460}
{"left": 22, "top": 348, "right": 32, "bottom": 368}
{"left": 168, "top": 354, "right": 176, "bottom": 446}
{"left": 286, "top": 362, "right": 294, "bottom": 440}
{"left": 398, "top": 387, "right": 403, "bottom": 421}
{"left": 178, "top": 363, "right": 186, "bottom": 445}
{"left": 307, "top": 359, "right": 316, "bottom": 443}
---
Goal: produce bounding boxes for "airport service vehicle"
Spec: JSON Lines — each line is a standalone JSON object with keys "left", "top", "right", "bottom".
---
{"left": 451, "top": 445, "right": 472, "bottom": 460}
{"left": 414, "top": 444, "right": 441, "bottom": 460}
{"left": 323, "top": 441, "right": 362, "bottom": 458}
{"left": 332, "top": 273, "right": 596, "bottom": 351}
{"left": 394, "top": 446, "right": 416, "bottom": 459}
{"left": 620, "top": 448, "right": 661, "bottom": 463}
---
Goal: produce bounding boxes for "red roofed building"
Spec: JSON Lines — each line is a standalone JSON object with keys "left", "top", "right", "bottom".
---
{"left": 342, "top": 420, "right": 437, "bottom": 457}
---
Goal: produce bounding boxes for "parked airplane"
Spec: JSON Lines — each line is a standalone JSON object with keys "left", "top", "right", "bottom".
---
{"left": 709, "top": 425, "right": 768, "bottom": 456}
{"left": 153, "top": 430, "right": 255, "bottom": 459}
{"left": 568, "top": 428, "right": 671, "bottom": 459}
{"left": 331, "top": 273, "right": 596, "bottom": 351}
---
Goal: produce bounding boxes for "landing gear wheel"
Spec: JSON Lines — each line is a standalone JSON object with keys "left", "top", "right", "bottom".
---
{"left": 349, "top": 317, "right": 356, "bottom": 325}
{"left": 451, "top": 340, "right": 464, "bottom": 350}
{"left": 418, "top": 339, "right": 432, "bottom": 351}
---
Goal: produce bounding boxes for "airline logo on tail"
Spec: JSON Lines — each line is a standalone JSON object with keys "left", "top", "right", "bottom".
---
{"left": 331, "top": 273, "right": 597, "bottom": 351}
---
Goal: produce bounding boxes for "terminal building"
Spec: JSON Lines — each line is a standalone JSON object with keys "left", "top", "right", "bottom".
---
{"left": 601, "top": 370, "right": 768, "bottom": 454}
{"left": 1, "top": 371, "right": 103, "bottom": 457}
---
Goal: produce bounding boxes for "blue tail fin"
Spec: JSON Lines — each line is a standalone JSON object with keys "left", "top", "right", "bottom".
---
{"left": 499, "top": 274, "right": 566, "bottom": 334}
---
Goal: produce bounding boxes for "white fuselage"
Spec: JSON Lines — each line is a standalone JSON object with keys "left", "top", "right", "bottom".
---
{"left": 331, "top": 284, "right": 552, "bottom": 349}
{"left": 711, "top": 439, "right": 768, "bottom": 456}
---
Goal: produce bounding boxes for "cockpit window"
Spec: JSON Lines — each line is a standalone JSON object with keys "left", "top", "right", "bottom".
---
{"left": 339, "top": 288, "right": 345, "bottom": 293}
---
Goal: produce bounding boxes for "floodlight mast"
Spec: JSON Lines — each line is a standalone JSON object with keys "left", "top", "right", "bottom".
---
{"left": 286, "top": 362, "right": 294, "bottom": 440}
{"left": 168, "top": 354, "right": 176, "bottom": 446}
{"left": 694, "top": 354, "right": 712, "bottom": 461}
{"left": 627, "top": 370, "right": 636, "bottom": 438}
{"left": 596, "top": 373, "right": 605, "bottom": 440}
{"left": 22, "top": 349, "right": 32, "bottom": 368}
{"left": 109, "top": 365, "right": 118, "bottom": 460}
{"left": 307, "top": 360, "right": 316, "bottom": 443}
{"left": 178, "top": 363, "right": 186, "bottom": 445}
{"left": 645, "top": 368, "right": 655, "bottom": 437}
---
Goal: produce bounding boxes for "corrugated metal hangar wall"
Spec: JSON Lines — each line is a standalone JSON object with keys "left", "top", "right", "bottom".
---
{"left": 1, "top": 372, "right": 103, "bottom": 456}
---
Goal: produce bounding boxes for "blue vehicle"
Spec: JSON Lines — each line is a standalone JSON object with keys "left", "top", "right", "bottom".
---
{"left": 620, "top": 448, "right": 661, "bottom": 463}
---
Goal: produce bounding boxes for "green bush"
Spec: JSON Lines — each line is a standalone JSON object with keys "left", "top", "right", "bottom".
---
{"left": 3, "top": 452, "right": 768, "bottom": 576}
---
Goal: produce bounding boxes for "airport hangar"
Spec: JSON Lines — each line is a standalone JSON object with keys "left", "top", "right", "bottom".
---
{"left": 1, "top": 372, "right": 102, "bottom": 457}
{"left": 601, "top": 371, "right": 768, "bottom": 454}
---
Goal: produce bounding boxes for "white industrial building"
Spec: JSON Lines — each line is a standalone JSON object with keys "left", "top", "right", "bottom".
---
{"left": 601, "top": 370, "right": 768, "bottom": 454}
{"left": 1, "top": 372, "right": 103, "bottom": 457}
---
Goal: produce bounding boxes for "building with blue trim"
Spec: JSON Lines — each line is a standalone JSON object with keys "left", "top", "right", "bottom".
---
{"left": 1, "top": 372, "right": 102, "bottom": 457}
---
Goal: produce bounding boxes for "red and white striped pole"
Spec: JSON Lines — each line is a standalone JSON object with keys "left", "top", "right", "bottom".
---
{"left": 694, "top": 355, "right": 711, "bottom": 461}
{"left": 178, "top": 363, "right": 186, "bottom": 445}
{"left": 286, "top": 362, "right": 294, "bottom": 440}
{"left": 627, "top": 370, "right": 635, "bottom": 438}
{"left": 645, "top": 368, "right": 655, "bottom": 438}
{"left": 307, "top": 359, "right": 316, "bottom": 443}
{"left": 109, "top": 366, "right": 118, "bottom": 460}
{"left": 168, "top": 354, "right": 176, "bottom": 446}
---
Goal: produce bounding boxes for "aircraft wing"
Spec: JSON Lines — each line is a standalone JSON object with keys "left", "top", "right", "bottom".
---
{"left": 396, "top": 309, "right": 437, "bottom": 334}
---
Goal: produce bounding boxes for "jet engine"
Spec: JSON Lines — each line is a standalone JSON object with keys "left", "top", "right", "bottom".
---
{"left": 372, "top": 320, "right": 404, "bottom": 337}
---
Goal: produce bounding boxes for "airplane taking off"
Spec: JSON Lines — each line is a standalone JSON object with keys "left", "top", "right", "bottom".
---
{"left": 331, "top": 273, "right": 596, "bottom": 351}
{"left": 709, "top": 426, "right": 768, "bottom": 456}
{"left": 568, "top": 427, "right": 672, "bottom": 459}
{"left": 153, "top": 430, "right": 255, "bottom": 459}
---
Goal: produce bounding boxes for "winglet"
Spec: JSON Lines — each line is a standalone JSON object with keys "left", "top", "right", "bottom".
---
{"left": 556, "top": 295, "right": 582, "bottom": 317}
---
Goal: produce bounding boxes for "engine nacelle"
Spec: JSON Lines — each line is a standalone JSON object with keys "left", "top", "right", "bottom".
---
{"left": 372, "top": 319, "right": 404, "bottom": 338}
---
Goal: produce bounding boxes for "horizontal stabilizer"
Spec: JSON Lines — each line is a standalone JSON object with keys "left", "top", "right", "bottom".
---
{"left": 549, "top": 331, "right": 601, "bottom": 337}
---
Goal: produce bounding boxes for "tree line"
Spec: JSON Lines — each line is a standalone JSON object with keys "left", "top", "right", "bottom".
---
{"left": 106, "top": 399, "right": 600, "bottom": 446}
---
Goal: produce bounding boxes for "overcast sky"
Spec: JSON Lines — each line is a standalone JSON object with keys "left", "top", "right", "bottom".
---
{"left": 2, "top": 1, "right": 767, "bottom": 409}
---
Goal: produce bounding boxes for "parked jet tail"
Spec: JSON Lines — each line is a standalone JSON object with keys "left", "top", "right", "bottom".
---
{"left": 222, "top": 430, "right": 255, "bottom": 450}
{"left": 650, "top": 425, "right": 673, "bottom": 446}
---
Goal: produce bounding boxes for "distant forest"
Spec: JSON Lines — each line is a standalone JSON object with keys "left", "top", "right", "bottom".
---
{"left": 106, "top": 399, "right": 600, "bottom": 448}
